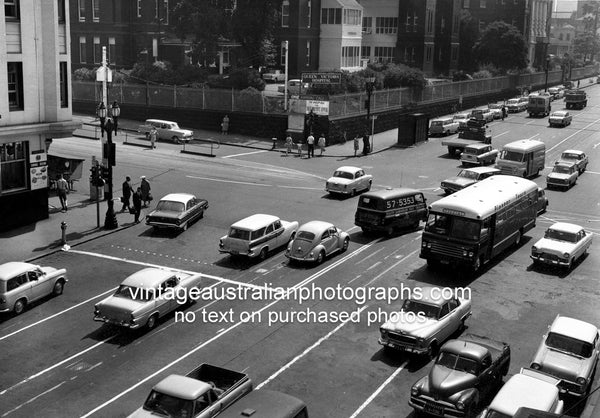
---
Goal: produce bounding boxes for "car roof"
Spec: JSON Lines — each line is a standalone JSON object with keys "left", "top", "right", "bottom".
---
{"left": 334, "top": 166, "right": 361, "bottom": 173}
{"left": 410, "top": 286, "right": 453, "bottom": 306}
{"left": 548, "top": 222, "right": 583, "bottom": 234}
{"left": 553, "top": 161, "right": 576, "bottom": 169}
{"left": 159, "top": 193, "right": 195, "bottom": 204}
{"left": 361, "top": 188, "right": 422, "bottom": 200}
{"left": 145, "top": 119, "right": 175, "bottom": 124}
{"left": 550, "top": 315, "right": 598, "bottom": 343}
{"left": 442, "top": 339, "right": 489, "bottom": 360}
{"left": 454, "top": 113, "right": 470, "bottom": 117}
{"left": 551, "top": 110, "right": 568, "bottom": 115}
{"left": 121, "top": 268, "right": 176, "bottom": 289}
{"left": 153, "top": 375, "right": 211, "bottom": 401}
{"left": 463, "top": 166, "right": 500, "bottom": 174}
{"left": 489, "top": 373, "right": 559, "bottom": 415}
{"left": 432, "top": 117, "right": 454, "bottom": 122}
{"left": 298, "top": 220, "right": 334, "bottom": 233}
{"left": 562, "top": 149, "right": 583, "bottom": 155}
{"left": 0, "top": 262, "right": 36, "bottom": 281}
{"left": 231, "top": 214, "right": 280, "bottom": 230}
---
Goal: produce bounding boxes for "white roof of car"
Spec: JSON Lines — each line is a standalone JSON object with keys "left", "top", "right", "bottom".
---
{"left": 551, "top": 111, "right": 568, "bottom": 116}
{"left": 298, "top": 220, "right": 335, "bottom": 234}
{"left": 159, "top": 193, "right": 195, "bottom": 204}
{"left": 463, "top": 166, "right": 500, "bottom": 174}
{"left": 562, "top": 149, "right": 584, "bottom": 155}
{"left": 547, "top": 222, "right": 583, "bottom": 234}
{"left": 550, "top": 315, "right": 598, "bottom": 343}
{"left": 145, "top": 119, "right": 176, "bottom": 125}
{"left": 0, "top": 262, "right": 36, "bottom": 281}
{"left": 489, "top": 373, "right": 559, "bottom": 415}
{"left": 121, "top": 268, "right": 176, "bottom": 289}
{"left": 153, "top": 375, "right": 211, "bottom": 400}
{"left": 231, "top": 214, "right": 280, "bottom": 230}
{"left": 335, "top": 166, "right": 361, "bottom": 173}
{"left": 409, "top": 286, "right": 456, "bottom": 306}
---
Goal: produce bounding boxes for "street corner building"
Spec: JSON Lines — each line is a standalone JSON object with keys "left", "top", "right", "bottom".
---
{"left": 0, "top": 1, "right": 80, "bottom": 232}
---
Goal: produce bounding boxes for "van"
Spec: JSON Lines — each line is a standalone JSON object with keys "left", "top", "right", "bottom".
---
{"left": 429, "top": 117, "right": 459, "bottom": 136}
{"left": 496, "top": 139, "right": 546, "bottom": 178}
{"left": 218, "top": 390, "right": 308, "bottom": 418}
{"left": 528, "top": 95, "right": 551, "bottom": 117}
{"left": 355, "top": 188, "right": 427, "bottom": 235}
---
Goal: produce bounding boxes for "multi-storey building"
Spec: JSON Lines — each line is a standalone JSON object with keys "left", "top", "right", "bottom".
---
{"left": 0, "top": 0, "right": 80, "bottom": 231}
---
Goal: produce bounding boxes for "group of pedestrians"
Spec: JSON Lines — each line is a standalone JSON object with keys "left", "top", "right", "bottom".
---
{"left": 121, "top": 175, "right": 152, "bottom": 223}
{"left": 284, "top": 133, "right": 327, "bottom": 158}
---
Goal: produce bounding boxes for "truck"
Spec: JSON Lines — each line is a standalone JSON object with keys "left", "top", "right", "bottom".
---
{"left": 128, "top": 364, "right": 253, "bottom": 418}
{"left": 528, "top": 94, "right": 551, "bottom": 117}
{"left": 564, "top": 89, "right": 587, "bottom": 109}
{"left": 442, "top": 118, "right": 491, "bottom": 156}
{"left": 409, "top": 334, "right": 511, "bottom": 418}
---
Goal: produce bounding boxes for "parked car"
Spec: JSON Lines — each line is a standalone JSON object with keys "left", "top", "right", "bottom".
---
{"left": 548, "top": 111, "right": 572, "bottom": 127}
{"left": 0, "top": 262, "right": 67, "bottom": 315}
{"left": 530, "top": 315, "right": 599, "bottom": 397}
{"left": 277, "top": 79, "right": 309, "bottom": 95}
{"left": 441, "top": 166, "right": 501, "bottom": 194}
{"left": 453, "top": 112, "right": 471, "bottom": 129}
{"left": 546, "top": 162, "right": 578, "bottom": 190}
{"left": 487, "top": 103, "right": 504, "bottom": 119}
{"left": 285, "top": 221, "right": 349, "bottom": 264}
{"left": 506, "top": 97, "right": 528, "bottom": 112}
{"left": 429, "top": 117, "right": 460, "bottom": 136}
{"left": 460, "top": 143, "right": 499, "bottom": 166}
{"left": 146, "top": 193, "right": 208, "bottom": 232}
{"left": 325, "top": 166, "right": 373, "bottom": 197}
{"left": 137, "top": 119, "right": 194, "bottom": 144}
{"left": 219, "top": 214, "right": 299, "bottom": 260}
{"left": 556, "top": 149, "right": 588, "bottom": 174}
{"left": 537, "top": 187, "right": 549, "bottom": 215}
{"left": 378, "top": 286, "right": 472, "bottom": 357}
{"left": 470, "top": 108, "right": 494, "bottom": 123}
{"left": 548, "top": 86, "right": 564, "bottom": 99}
{"left": 410, "top": 334, "right": 511, "bottom": 418}
{"left": 262, "top": 69, "right": 286, "bottom": 82}
{"left": 531, "top": 222, "right": 593, "bottom": 269}
{"left": 480, "top": 368, "right": 564, "bottom": 418}
{"left": 94, "top": 267, "right": 202, "bottom": 330}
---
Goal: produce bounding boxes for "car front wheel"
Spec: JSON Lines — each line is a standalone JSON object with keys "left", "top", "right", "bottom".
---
{"left": 53, "top": 280, "right": 64, "bottom": 296}
{"left": 316, "top": 250, "right": 325, "bottom": 264}
{"left": 172, "top": 136, "right": 180, "bottom": 144}
{"left": 147, "top": 314, "right": 159, "bottom": 330}
{"left": 341, "top": 237, "right": 349, "bottom": 252}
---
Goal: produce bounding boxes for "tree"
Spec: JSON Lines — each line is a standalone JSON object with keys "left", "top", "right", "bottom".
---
{"left": 573, "top": 32, "right": 600, "bottom": 61}
{"left": 458, "top": 11, "right": 479, "bottom": 72}
{"left": 473, "top": 21, "right": 528, "bottom": 72}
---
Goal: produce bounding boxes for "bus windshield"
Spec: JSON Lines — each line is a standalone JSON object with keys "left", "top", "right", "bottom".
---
{"left": 499, "top": 150, "right": 524, "bottom": 162}
{"left": 425, "top": 213, "right": 481, "bottom": 241}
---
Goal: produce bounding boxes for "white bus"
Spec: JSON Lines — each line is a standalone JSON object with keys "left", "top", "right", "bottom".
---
{"left": 420, "top": 175, "right": 538, "bottom": 272}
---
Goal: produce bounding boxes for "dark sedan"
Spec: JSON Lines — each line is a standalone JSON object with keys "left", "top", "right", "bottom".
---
{"left": 146, "top": 193, "right": 208, "bottom": 231}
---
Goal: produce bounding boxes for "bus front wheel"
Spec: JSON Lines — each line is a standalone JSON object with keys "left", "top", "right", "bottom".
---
{"left": 514, "top": 230, "right": 522, "bottom": 247}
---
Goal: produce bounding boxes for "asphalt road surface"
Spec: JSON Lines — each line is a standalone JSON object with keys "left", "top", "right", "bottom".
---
{"left": 1, "top": 87, "right": 600, "bottom": 418}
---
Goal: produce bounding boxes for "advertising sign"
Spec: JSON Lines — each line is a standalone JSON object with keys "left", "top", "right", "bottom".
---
{"left": 306, "top": 100, "right": 329, "bottom": 116}
{"left": 29, "top": 150, "right": 48, "bottom": 190}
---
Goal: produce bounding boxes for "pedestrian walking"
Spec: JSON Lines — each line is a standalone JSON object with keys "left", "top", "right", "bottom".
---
{"left": 501, "top": 104, "right": 507, "bottom": 121}
{"left": 221, "top": 115, "right": 230, "bottom": 135}
{"left": 149, "top": 126, "right": 158, "bottom": 149}
{"left": 353, "top": 136, "right": 360, "bottom": 157}
{"left": 285, "top": 134, "right": 293, "bottom": 156}
{"left": 132, "top": 187, "right": 142, "bottom": 223}
{"left": 140, "top": 175, "right": 152, "bottom": 207}
{"left": 56, "top": 174, "right": 69, "bottom": 211}
{"left": 362, "top": 133, "right": 370, "bottom": 155}
{"left": 318, "top": 134, "right": 326, "bottom": 156}
{"left": 307, "top": 134, "right": 315, "bottom": 158}
{"left": 121, "top": 176, "right": 133, "bottom": 212}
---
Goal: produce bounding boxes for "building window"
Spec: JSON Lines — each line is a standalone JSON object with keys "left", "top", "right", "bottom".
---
{"left": 375, "top": 17, "right": 398, "bottom": 34}
{"left": 425, "top": 44, "right": 433, "bottom": 63}
{"left": 92, "top": 0, "right": 99, "bottom": 21}
{"left": 59, "top": 62, "right": 68, "bottom": 108}
{"left": 58, "top": 0, "right": 65, "bottom": 23}
{"left": 108, "top": 37, "right": 116, "bottom": 64}
{"left": 463, "top": 0, "right": 469, "bottom": 8}
{"left": 321, "top": 8, "right": 341, "bottom": 24}
{"left": 155, "top": 0, "right": 159, "bottom": 18}
{"left": 0, "top": 141, "right": 27, "bottom": 193}
{"left": 406, "top": 11, "right": 411, "bottom": 30}
{"left": 374, "top": 46, "right": 394, "bottom": 64}
{"left": 566, "top": 33, "right": 570, "bottom": 41}
{"left": 426, "top": 8, "right": 433, "bottom": 34}
{"left": 5, "top": 0, "right": 19, "bottom": 19}
{"left": 343, "top": 9, "right": 361, "bottom": 25}
{"left": 137, "top": 0, "right": 141, "bottom": 18}
{"left": 281, "top": 0, "right": 289, "bottom": 27}
{"left": 78, "top": 0, "right": 85, "bottom": 21}
{"left": 413, "top": 12, "right": 418, "bottom": 31}
{"left": 558, "top": 33, "right": 563, "bottom": 41}
{"left": 7, "top": 62, "right": 23, "bottom": 111}
{"left": 79, "top": 36, "right": 87, "bottom": 63}
{"left": 93, "top": 37, "right": 101, "bottom": 63}
{"left": 453, "top": 15, "right": 459, "bottom": 35}
{"left": 480, "top": 0, "right": 486, "bottom": 8}
{"left": 221, "top": 47, "right": 230, "bottom": 66}
{"left": 307, "top": 0, "right": 311, "bottom": 27}
{"left": 341, "top": 46, "right": 360, "bottom": 67}
{"left": 479, "top": 20, "right": 485, "bottom": 31}
{"left": 163, "top": 0, "right": 169, "bottom": 24}
{"left": 362, "top": 16, "right": 372, "bottom": 33}
{"left": 361, "top": 46, "right": 371, "bottom": 60}
{"left": 306, "top": 41, "right": 311, "bottom": 66}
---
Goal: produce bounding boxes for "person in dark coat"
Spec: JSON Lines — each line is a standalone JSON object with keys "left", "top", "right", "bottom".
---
{"left": 121, "top": 176, "right": 133, "bottom": 212}
{"left": 132, "top": 187, "right": 142, "bottom": 223}
{"left": 362, "top": 134, "right": 370, "bottom": 155}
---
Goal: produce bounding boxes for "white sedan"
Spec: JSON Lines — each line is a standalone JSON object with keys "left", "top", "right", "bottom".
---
{"left": 531, "top": 222, "right": 593, "bottom": 269}
{"left": 325, "top": 166, "right": 373, "bottom": 197}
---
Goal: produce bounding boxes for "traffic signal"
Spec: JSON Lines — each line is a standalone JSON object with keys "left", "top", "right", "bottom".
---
{"left": 101, "top": 166, "right": 109, "bottom": 180}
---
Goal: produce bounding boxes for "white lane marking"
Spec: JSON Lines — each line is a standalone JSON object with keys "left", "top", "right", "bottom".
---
{"left": 277, "top": 185, "right": 324, "bottom": 190}
{"left": 495, "top": 130, "right": 509, "bottom": 137}
{"left": 222, "top": 150, "right": 269, "bottom": 159}
{"left": 355, "top": 247, "right": 386, "bottom": 265}
{"left": 366, "top": 261, "right": 382, "bottom": 271}
{"left": 594, "top": 142, "right": 600, "bottom": 149}
{"left": 0, "top": 336, "right": 114, "bottom": 396}
{"left": 0, "top": 287, "right": 117, "bottom": 342}
{"left": 2, "top": 381, "right": 67, "bottom": 417}
{"left": 255, "top": 305, "right": 368, "bottom": 391}
{"left": 365, "top": 249, "right": 419, "bottom": 286}
{"left": 585, "top": 170, "right": 600, "bottom": 175}
{"left": 186, "top": 175, "right": 271, "bottom": 187}
{"left": 348, "top": 361, "right": 409, "bottom": 418}
{"left": 547, "top": 116, "right": 600, "bottom": 153}
{"left": 525, "top": 133, "right": 539, "bottom": 140}
{"left": 80, "top": 240, "right": 380, "bottom": 417}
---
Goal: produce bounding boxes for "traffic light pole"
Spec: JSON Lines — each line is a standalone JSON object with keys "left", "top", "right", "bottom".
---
{"left": 103, "top": 118, "right": 118, "bottom": 229}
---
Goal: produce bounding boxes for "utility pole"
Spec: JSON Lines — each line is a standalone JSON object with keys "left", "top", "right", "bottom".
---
{"left": 283, "top": 40, "right": 289, "bottom": 111}
{"left": 100, "top": 46, "right": 118, "bottom": 229}
{"left": 591, "top": 3, "right": 599, "bottom": 62}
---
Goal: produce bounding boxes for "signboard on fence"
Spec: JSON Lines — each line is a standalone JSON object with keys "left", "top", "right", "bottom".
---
{"left": 301, "top": 72, "right": 341, "bottom": 84}
{"left": 306, "top": 100, "right": 329, "bottom": 116}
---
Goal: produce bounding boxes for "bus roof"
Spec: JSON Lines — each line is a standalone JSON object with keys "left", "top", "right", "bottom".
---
{"left": 361, "top": 187, "right": 422, "bottom": 200}
{"left": 502, "top": 139, "right": 545, "bottom": 152}
{"left": 429, "top": 175, "right": 538, "bottom": 220}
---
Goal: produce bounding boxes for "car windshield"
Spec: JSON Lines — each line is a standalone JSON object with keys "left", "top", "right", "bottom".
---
{"left": 114, "top": 285, "right": 152, "bottom": 301}
{"left": 156, "top": 201, "right": 185, "bottom": 212}
{"left": 401, "top": 300, "right": 440, "bottom": 319}
{"left": 454, "top": 114, "right": 469, "bottom": 120}
{"left": 499, "top": 150, "right": 524, "bottom": 162}
{"left": 486, "top": 410, "right": 512, "bottom": 418}
{"left": 561, "top": 153, "right": 578, "bottom": 160}
{"left": 333, "top": 171, "right": 354, "bottom": 180}
{"left": 228, "top": 228, "right": 250, "bottom": 240}
{"left": 143, "top": 390, "right": 193, "bottom": 417}
{"left": 507, "top": 99, "right": 519, "bottom": 105}
{"left": 464, "top": 148, "right": 479, "bottom": 155}
{"left": 296, "top": 230, "right": 316, "bottom": 241}
{"left": 431, "top": 121, "right": 443, "bottom": 126}
{"left": 544, "top": 228, "right": 578, "bottom": 243}
{"left": 426, "top": 214, "right": 481, "bottom": 241}
{"left": 457, "top": 170, "right": 479, "bottom": 180}
{"left": 489, "top": 104, "right": 501, "bottom": 109}
{"left": 546, "top": 332, "right": 594, "bottom": 358}
{"left": 436, "top": 352, "right": 480, "bottom": 374}
{"left": 552, "top": 165, "right": 572, "bottom": 174}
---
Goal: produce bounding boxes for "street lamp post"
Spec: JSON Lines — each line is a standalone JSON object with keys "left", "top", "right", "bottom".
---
{"left": 96, "top": 102, "right": 107, "bottom": 138}
{"left": 110, "top": 101, "right": 120, "bottom": 135}
{"left": 544, "top": 55, "right": 550, "bottom": 92}
{"left": 103, "top": 117, "right": 118, "bottom": 229}
{"left": 365, "top": 76, "right": 376, "bottom": 152}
